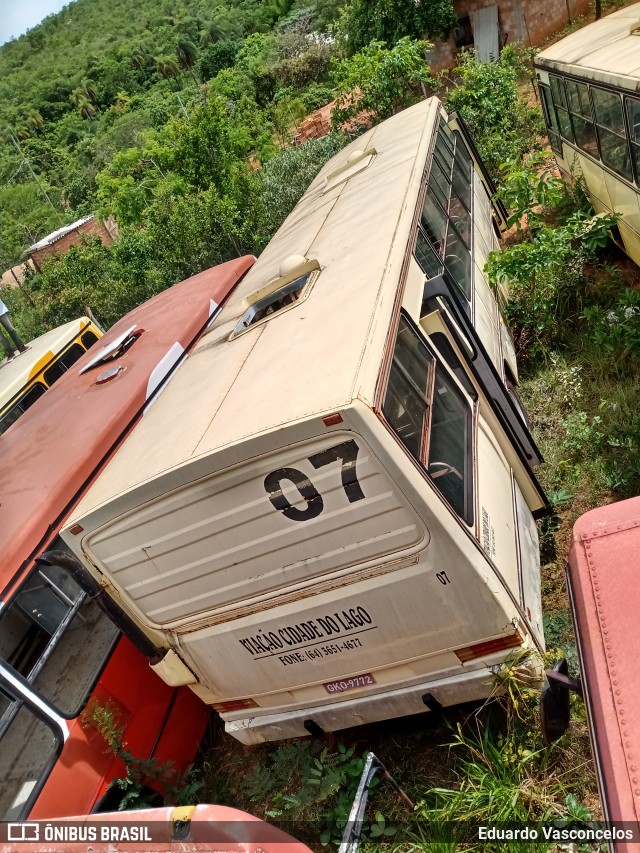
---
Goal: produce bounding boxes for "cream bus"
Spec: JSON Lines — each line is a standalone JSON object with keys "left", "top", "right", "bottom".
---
{"left": 535, "top": 4, "right": 640, "bottom": 267}
{"left": 60, "top": 99, "right": 548, "bottom": 745}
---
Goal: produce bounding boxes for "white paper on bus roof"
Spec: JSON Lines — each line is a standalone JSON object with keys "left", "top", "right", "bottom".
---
{"left": 66, "top": 99, "right": 440, "bottom": 522}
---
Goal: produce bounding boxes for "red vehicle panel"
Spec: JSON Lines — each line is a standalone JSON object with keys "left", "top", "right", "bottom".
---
{"left": 0, "top": 255, "right": 254, "bottom": 593}
{"left": 29, "top": 639, "right": 209, "bottom": 819}
{"left": 568, "top": 497, "right": 640, "bottom": 844}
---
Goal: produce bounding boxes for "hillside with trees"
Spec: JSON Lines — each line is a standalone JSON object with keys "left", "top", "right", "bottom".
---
{"left": 0, "top": 0, "right": 462, "bottom": 336}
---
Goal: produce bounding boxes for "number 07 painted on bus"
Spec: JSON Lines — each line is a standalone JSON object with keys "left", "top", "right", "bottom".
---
{"left": 61, "top": 99, "right": 550, "bottom": 744}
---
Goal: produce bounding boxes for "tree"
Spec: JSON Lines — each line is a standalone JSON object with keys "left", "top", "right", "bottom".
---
{"left": 331, "top": 38, "right": 433, "bottom": 128}
{"left": 155, "top": 57, "right": 180, "bottom": 80}
{"left": 176, "top": 40, "right": 201, "bottom": 91}
{"left": 444, "top": 50, "right": 545, "bottom": 177}
{"left": 339, "top": 0, "right": 457, "bottom": 54}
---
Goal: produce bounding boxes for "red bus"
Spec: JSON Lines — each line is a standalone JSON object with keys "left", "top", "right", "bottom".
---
{"left": 0, "top": 256, "right": 254, "bottom": 821}
{"left": 542, "top": 496, "right": 640, "bottom": 849}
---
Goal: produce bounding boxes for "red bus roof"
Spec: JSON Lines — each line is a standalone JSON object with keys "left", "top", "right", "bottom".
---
{"left": 0, "top": 256, "right": 253, "bottom": 598}
{"left": 568, "top": 496, "right": 640, "bottom": 836}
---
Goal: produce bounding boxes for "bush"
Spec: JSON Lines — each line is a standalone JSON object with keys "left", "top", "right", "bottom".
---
{"left": 256, "top": 132, "right": 346, "bottom": 245}
{"left": 445, "top": 50, "right": 545, "bottom": 177}
{"left": 330, "top": 37, "right": 433, "bottom": 128}
{"left": 197, "top": 41, "right": 241, "bottom": 81}
{"left": 300, "top": 82, "right": 334, "bottom": 111}
{"left": 272, "top": 44, "right": 334, "bottom": 89}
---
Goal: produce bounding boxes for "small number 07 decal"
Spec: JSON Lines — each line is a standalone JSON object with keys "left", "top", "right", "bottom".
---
{"left": 264, "top": 439, "right": 365, "bottom": 522}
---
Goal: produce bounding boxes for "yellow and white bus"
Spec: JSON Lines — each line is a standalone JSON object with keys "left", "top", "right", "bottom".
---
{"left": 0, "top": 317, "right": 102, "bottom": 435}
{"left": 60, "top": 99, "right": 548, "bottom": 744}
{"left": 535, "top": 3, "right": 640, "bottom": 267}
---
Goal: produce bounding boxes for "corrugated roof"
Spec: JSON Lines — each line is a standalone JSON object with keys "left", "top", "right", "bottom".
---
{"left": 535, "top": 4, "right": 640, "bottom": 88}
{"left": 26, "top": 214, "right": 95, "bottom": 254}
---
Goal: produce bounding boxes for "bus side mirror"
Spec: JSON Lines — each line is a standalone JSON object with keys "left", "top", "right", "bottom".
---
{"left": 540, "top": 658, "right": 583, "bottom": 744}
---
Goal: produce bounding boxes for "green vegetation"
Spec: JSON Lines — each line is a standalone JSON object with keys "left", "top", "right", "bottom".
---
{"left": 82, "top": 700, "right": 203, "bottom": 810}
{"left": 330, "top": 38, "right": 433, "bottom": 127}
{"left": 337, "top": 0, "right": 457, "bottom": 54}
{"left": 443, "top": 49, "right": 544, "bottom": 177}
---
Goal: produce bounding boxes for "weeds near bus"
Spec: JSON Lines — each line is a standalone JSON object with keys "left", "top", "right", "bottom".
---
{"left": 486, "top": 154, "right": 619, "bottom": 361}
{"left": 406, "top": 654, "right": 593, "bottom": 852}
{"left": 82, "top": 701, "right": 203, "bottom": 810}
{"left": 241, "top": 740, "right": 396, "bottom": 845}
{"left": 443, "top": 49, "right": 545, "bottom": 177}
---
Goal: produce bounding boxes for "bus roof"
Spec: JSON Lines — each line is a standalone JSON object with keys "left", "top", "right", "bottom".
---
{"left": 568, "top": 496, "right": 640, "bottom": 830}
{"left": 0, "top": 317, "right": 90, "bottom": 410}
{"left": 535, "top": 4, "right": 640, "bottom": 89}
{"left": 64, "top": 99, "right": 442, "bottom": 521}
{"left": 0, "top": 257, "right": 253, "bottom": 596}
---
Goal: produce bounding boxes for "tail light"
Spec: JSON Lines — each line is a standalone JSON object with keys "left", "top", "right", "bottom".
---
{"left": 455, "top": 631, "right": 523, "bottom": 663}
{"left": 212, "top": 698, "right": 259, "bottom": 713}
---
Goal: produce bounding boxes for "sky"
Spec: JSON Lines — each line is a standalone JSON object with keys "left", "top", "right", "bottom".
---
{"left": 0, "top": 0, "right": 71, "bottom": 46}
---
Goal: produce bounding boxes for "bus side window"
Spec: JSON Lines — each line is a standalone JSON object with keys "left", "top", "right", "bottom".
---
{"left": 591, "top": 88, "right": 632, "bottom": 182}
{"left": 415, "top": 122, "right": 473, "bottom": 317}
{"left": 0, "top": 551, "right": 118, "bottom": 717}
{"left": 382, "top": 316, "right": 473, "bottom": 524}
{"left": 43, "top": 344, "right": 86, "bottom": 386}
{"left": 0, "top": 384, "right": 47, "bottom": 435}
{"left": 625, "top": 96, "right": 640, "bottom": 184}
{"left": 539, "top": 85, "right": 563, "bottom": 155}
{"left": 549, "top": 75, "right": 575, "bottom": 143}
{"left": 81, "top": 330, "right": 99, "bottom": 349}
{"left": 565, "top": 79, "right": 598, "bottom": 158}
{"left": 0, "top": 690, "right": 59, "bottom": 821}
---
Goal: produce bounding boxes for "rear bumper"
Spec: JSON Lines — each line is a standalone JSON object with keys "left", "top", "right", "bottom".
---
{"left": 223, "top": 666, "right": 495, "bottom": 745}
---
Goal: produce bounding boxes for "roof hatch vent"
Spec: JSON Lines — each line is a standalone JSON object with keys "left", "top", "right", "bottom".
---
{"left": 79, "top": 325, "right": 143, "bottom": 374}
{"left": 230, "top": 257, "right": 320, "bottom": 339}
{"left": 323, "top": 147, "right": 377, "bottom": 193}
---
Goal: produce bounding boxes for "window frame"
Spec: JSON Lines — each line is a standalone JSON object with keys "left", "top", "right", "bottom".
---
{"left": 625, "top": 94, "right": 640, "bottom": 186}
{"left": 547, "top": 73, "right": 640, "bottom": 189}
{"left": 381, "top": 311, "right": 475, "bottom": 526}
{"left": 0, "top": 672, "right": 64, "bottom": 822}
{"left": 539, "top": 83, "right": 563, "bottom": 156}
{"left": 0, "top": 383, "right": 47, "bottom": 434}
{"left": 413, "top": 117, "right": 474, "bottom": 315}
{"left": 0, "top": 549, "right": 120, "bottom": 721}
{"left": 591, "top": 86, "right": 633, "bottom": 182}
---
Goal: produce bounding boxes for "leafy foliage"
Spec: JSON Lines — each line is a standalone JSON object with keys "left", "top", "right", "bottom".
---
{"left": 331, "top": 37, "right": 433, "bottom": 128}
{"left": 241, "top": 741, "right": 394, "bottom": 845}
{"left": 339, "top": 0, "right": 456, "bottom": 54}
{"left": 81, "top": 700, "right": 203, "bottom": 810}
{"left": 445, "top": 49, "right": 545, "bottom": 177}
{"left": 486, "top": 205, "right": 618, "bottom": 361}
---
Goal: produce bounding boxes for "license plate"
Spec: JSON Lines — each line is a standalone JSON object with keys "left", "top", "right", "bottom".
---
{"left": 323, "top": 673, "right": 376, "bottom": 694}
